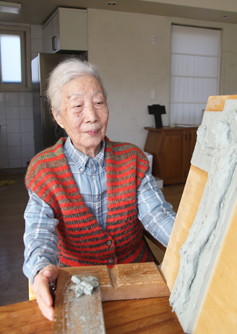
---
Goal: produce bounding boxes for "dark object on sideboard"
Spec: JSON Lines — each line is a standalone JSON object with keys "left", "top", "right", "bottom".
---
{"left": 148, "top": 104, "right": 166, "bottom": 128}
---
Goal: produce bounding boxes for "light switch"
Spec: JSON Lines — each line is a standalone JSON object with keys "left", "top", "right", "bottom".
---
{"left": 150, "top": 90, "right": 155, "bottom": 100}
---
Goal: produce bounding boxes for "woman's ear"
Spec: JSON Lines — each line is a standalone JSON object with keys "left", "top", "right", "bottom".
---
{"left": 52, "top": 108, "right": 64, "bottom": 129}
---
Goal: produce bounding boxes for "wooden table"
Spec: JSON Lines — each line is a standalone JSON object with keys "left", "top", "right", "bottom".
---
{"left": 0, "top": 297, "right": 184, "bottom": 334}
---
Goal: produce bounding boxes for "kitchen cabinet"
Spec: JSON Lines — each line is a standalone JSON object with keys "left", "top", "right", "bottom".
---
{"left": 42, "top": 8, "right": 87, "bottom": 53}
{"left": 144, "top": 126, "right": 197, "bottom": 185}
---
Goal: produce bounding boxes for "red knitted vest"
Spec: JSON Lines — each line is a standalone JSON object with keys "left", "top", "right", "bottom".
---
{"left": 25, "top": 137, "right": 154, "bottom": 267}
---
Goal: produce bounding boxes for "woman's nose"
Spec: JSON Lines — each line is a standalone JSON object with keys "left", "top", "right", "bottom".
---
{"left": 85, "top": 104, "right": 98, "bottom": 123}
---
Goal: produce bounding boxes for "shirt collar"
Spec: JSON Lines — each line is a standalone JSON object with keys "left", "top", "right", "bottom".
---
{"left": 64, "top": 137, "right": 105, "bottom": 172}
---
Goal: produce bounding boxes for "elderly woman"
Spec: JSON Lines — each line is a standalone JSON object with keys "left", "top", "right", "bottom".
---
{"left": 23, "top": 58, "right": 176, "bottom": 321}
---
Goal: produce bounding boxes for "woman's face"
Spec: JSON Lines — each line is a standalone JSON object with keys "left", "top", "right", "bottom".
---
{"left": 53, "top": 75, "right": 109, "bottom": 157}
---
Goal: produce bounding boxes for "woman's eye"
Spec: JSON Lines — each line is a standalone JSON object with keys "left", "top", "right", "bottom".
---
{"left": 95, "top": 101, "right": 103, "bottom": 105}
{"left": 73, "top": 104, "right": 83, "bottom": 109}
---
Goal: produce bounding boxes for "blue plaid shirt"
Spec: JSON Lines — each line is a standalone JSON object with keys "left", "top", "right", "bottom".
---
{"left": 23, "top": 137, "right": 176, "bottom": 284}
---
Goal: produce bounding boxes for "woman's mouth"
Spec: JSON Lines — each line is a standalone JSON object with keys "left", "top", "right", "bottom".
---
{"left": 86, "top": 129, "right": 99, "bottom": 136}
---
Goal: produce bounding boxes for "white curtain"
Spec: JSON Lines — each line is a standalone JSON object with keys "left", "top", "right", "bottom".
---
{"left": 170, "top": 25, "right": 221, "bottom": 126}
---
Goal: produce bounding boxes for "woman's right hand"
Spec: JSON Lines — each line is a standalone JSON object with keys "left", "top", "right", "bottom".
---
{"left": 32, "top": 264, "right": 58, "bottom": 321}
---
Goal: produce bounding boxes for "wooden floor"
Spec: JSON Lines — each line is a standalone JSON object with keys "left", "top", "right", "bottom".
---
{"left": 0, "top": 172, "right": 184, "bottom": 307}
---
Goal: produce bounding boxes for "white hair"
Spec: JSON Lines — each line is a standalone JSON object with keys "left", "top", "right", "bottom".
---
{"left": 46, "top": 57, "right": 107, "bottom": 114}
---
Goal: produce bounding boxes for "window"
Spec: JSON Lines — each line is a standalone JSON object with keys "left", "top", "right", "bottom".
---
{"left": 0, "top": 25, "right": 31, "bottom": 91}
{"left": 170, "top": 25, "right": 221, "bottom": 126}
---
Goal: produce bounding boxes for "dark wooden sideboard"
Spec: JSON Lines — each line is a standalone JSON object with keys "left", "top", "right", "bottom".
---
{"left": 144, "top": 126, "right": 197, "bottom": 185}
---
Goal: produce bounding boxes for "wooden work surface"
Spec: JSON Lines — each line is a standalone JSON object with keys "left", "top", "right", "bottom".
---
{"left": 0, "top": 298, "right": 184, "bottom": 334}
{"left": 2, "top": 263, "right": 184, "bottom": 333}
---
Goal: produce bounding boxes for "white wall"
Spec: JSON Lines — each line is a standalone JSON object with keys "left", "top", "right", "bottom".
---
{"left": 88, "top": 10, "right": 171, "bottom": 149}
{"left": 0, "top": 23, "right": 43, "bottom": 169}
{"left": 88, "top": 9, "right": 237, "bottom": 150}
{"left": 220, "top": 23, "right": 237, "bottom": 94}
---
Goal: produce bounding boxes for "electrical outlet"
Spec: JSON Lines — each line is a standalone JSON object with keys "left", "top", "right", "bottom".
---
{"left": 152, "top": 35, "right": 157, "bottom": 45}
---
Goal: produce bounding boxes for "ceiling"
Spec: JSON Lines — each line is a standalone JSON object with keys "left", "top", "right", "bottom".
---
{"left": 1, "top": 0, "right": 237, "bottom": 26}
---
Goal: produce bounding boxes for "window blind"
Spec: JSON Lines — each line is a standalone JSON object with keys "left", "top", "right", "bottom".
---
{"left": 170, "top": 25, "right": 221, "bottom": 126}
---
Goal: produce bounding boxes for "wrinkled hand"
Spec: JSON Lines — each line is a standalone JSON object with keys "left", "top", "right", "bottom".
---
{"left": 32, "top": 264, "right": 58, "bottom": 321}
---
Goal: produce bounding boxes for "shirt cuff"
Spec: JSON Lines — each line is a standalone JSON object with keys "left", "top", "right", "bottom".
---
{"left": 29, "top": 259, "right": 54, "bottom": 286}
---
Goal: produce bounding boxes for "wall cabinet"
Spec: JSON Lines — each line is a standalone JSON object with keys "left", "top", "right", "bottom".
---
{"left": 42, "top": 8, "right": 88, "bottom": 53}
{"left": 144, "top": 127, "right": 197, "bottom": 185}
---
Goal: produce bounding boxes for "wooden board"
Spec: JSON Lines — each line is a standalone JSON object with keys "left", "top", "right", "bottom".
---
{"left": 54, "top": 263, "right": 169, "bottom": 303}
{"left": 205, "top": 94, "right": 237, "bottom": 111}
{"left": 53, "top": 287, "right": 105, "bottom": 334}
{"left": 161, "top": 165, "right": 208, "bottom": 290}
{"left": 53, "top": 263, "right": 170, "bottom": 333}
{"left": 161, "top": 95, "right": 237, "bottom": 333}
{"left": 192, "top": 95, "right": 237, "bottom": 333}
